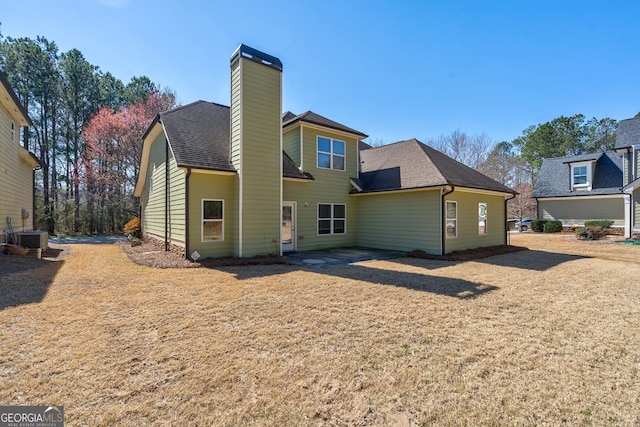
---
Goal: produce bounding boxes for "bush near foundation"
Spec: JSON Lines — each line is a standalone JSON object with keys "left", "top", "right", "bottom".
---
{"left": 124, "top": 217, "right": 142, "bottom": 238}
{"left": 584, "top": 220, "right": 614, "bottom": 229}
{"left": 543, "top": 220, "right": 563, "bottom": 233}
{"left": 530, "top": 219, "right": 548, "bottom": 232}
{"left": 577, "top": 226, "right": 607, "bottom": 240}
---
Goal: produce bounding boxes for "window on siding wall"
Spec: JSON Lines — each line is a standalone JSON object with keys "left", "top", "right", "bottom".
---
{"left": 318, "top": 203, "right": 346, "bottom": 235}
{"left": 11, "top": 121, "right": 15, "bottom": 142}
{"left": 478, "top": 203, "right": 487, "bottom": 235}
{"left": 202, "top": 199, "right": 224, "bottom": 241}
{"left": 571, "top": 163, "right": 592, "bottom": 190}
{"left": 317, "top": 136, "right": 345, "bottom": 171}
{"left": 446, "top": 201, "right": 457, "bottom": 238}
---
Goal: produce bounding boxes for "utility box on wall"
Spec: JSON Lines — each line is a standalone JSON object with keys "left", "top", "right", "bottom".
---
{"left": 18, "top": 231, "right": 49, "bottom": 250}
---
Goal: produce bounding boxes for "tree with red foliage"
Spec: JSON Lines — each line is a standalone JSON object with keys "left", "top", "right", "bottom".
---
{"left": 83, "top": 90, "right": 175, "bottom": 233}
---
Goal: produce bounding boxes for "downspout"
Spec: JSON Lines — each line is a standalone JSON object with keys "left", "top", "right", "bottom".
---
{"left": 505, "top": 193, "right": 517, "bottom": 246}
{"left": 165, "top": 136, "right": 169, "bottom": 252}
{"left": 440, "top": 186, "right": 454, "bottom": 256}
{"left": 633, "top": 146, "right": 636, "bottom": 182}
{"left": 32, "top": 168, "right": 36, "bottom": 231}
{"left": 185, "top": 167, "right": 192, "bottom": 260}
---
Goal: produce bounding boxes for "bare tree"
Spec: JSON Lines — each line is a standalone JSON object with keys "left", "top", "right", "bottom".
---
{"left": 428, "top": 130, "right": 493, "bottom": 169}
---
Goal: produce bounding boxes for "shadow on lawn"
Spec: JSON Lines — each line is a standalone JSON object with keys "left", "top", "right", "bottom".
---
{"left": 0, "top": 257, "right": 65, "bottom": 310}
{"left": 221, "top": 262, "right": 497, "bottom": 300}
{"left": 475, "top": 249, "right": 590, "bottom": 271}
{"left": 219, "top": 247, "right": 590, "bottom": 298}
{"left": 328, "top": 263, "right": 498, "bottom": 299}
{"left": 394, "top": 248, "right": 589, "bottom": 272}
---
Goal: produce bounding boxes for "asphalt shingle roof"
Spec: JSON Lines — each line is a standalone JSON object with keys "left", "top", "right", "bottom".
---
{"left": 357, "top": 138, "right": 515, "bottom": 194}
{"left": 532, "top": 151, "right": 623, "bottom": 198}
{"left": 282, "top": 111, "right": 368, "bottom": 138}
{"left": 158, "top": 101, "right": 312, "bottom": 179}
{"left": 615, "top": 117, "right": 640, "bottom": 149}
{"left": 160, "top": 101, "right": 235, "bottom": 172}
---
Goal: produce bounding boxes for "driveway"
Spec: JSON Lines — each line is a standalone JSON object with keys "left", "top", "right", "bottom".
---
{"left": 51, "top": 235, "right": 127, "bottom": 244}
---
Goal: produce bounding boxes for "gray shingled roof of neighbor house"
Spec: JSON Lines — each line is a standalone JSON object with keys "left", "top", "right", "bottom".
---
{"left": 532, "top": 151, "right": 623, "bottom": 198}
{"left": 356, "top": 138, "right": 515, "bottom": 194}
{"left": 282, "top": 110, "right": 368, "bottom": 138}
{"left": 156, "top": 101, "right": 312, "bottom": 179}
{"left": 615, "top": 117, "right": 640, "bottom": 149}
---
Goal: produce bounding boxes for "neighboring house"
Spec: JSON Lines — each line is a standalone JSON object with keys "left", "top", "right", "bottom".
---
{"left": 0, "top": 71, "right": 40, "bottom": 242}
{"left": 616, "top": 117, "right": 640, "bottom": 236}
{"left": 134, "top": 44, "right": 516, "bottom": 259}
{"left": 532, "top": 117, "right": 640, "bottom": 237}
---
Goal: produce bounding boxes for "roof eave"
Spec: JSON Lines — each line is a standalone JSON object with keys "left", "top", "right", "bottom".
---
{"left": 0, "top": 72, "right": 33, "bottom": 127}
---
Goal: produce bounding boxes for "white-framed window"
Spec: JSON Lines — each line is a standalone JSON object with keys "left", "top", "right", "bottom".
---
{"left": 318, "top": 203, "right": 346, "bottom": 235}
{"left": 317, "top": 136, "right": 345, "bottom": 171}
{"left": 11, "top": 121, "right": 15, "bottom": 142}
{"left": 571, "top": 162, "right": 592, "bottom": 190}
{"left": 202, "top": 199, "right": 224, "bottom": 242}
{"left": 478, "top": 202, "right": 487, "bottom": 235}
{"left": 446, "top": 201, "right": 457, "bottom": 238}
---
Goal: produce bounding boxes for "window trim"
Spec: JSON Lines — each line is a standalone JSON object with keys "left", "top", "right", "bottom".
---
{"left": 317, "top": 136, "right": 346, "bottom": 171}
{"left": 317, "top": 203, "right": 347, "bottom": 235}
{"left": 571, "top": 162, "right": 592, "bottom": 191}
{"left": 478, "top": 202, "right": 487, "bottom": 236}
{"left": 446, "top": 200, "right": 457, "bottom": 239}
{"left": 202, "top": 199, "right": 224, "bottom": 242}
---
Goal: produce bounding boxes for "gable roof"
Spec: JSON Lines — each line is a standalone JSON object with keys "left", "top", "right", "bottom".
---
{"left": 615, "top": 117, "right": 640, "bottom": 150}
{"left": 159, "top": 100, "right": 235, "bottom": 172}
{"left": 532, "top": 151, "right": 622, "bottom": 198}
{"left": 139, "top": 101, "right": 314, "bottom": 182}
{"left": 0, "top": 71, "right": 33, "bottom": 127}
{"left": 282, "top": 110, "right": 368, "bottom": 138}
{"left": 356, "top": 138, "right": 515, "bottom": 194}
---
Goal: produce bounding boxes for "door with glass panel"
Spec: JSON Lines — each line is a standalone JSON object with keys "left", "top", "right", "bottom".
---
{"left": 282, "top": 202, "right": 296, "bottom": 252}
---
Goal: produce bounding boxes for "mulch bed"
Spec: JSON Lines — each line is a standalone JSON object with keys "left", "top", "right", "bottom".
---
{"left": 118, "top": 239, "right": 288, "bottom": 269}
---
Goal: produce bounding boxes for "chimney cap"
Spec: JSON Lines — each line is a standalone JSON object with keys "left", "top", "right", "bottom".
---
{"left": 230, "top": 44, "right": 282, "bottom": 71}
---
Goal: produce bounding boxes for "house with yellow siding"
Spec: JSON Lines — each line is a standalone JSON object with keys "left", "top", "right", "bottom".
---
{"left": 0, "top": 71, "right": 41, "bottom": 243}
{"left": 134, "top": 44, "right": 516, "bottom": 259}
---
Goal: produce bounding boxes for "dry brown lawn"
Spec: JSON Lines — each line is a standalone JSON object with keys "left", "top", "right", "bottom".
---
{"left": 1, "top": 233, "right": 640, "bottom": 426}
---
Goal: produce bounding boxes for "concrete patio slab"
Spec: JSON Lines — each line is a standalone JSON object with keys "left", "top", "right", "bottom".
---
{"left": 284, "top": 247, "right": 406, "bottom": 269}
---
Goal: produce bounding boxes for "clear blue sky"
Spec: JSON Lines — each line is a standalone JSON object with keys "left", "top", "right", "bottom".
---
{"left": 3, "top": 0, "right": 639, "bottom": 145}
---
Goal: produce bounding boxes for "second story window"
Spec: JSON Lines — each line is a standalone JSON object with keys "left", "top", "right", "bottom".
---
{"left": 571, "top": 162, "right": 592, "bottom": 190}
{"left": 573, "top": 165, "right": 587, "bottom": 185}
{"left": 11, "top": 121, "right": 15, "bottom": 142}
{"left": 317, "top": 136, "right": 345, "bottom": 171}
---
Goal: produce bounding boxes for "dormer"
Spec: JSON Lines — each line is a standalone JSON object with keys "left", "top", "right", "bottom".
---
{"left": 564, "top": 154, "right": 600, "bottom": 192}
{"left": 570, "top": 161, "right": 593, "bottom": 191}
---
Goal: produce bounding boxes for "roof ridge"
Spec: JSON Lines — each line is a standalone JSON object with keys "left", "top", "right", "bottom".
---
{"left": 413, "top": 139, "right": 449, "bottom": 184}
{"left": 161, "top": 100, "right": 230, "bottom": 117}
